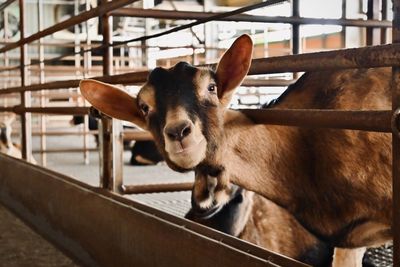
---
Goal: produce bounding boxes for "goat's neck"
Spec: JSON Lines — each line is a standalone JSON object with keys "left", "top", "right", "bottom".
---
{"left": 219, "top": 110, "right": 308, "bottom": 210}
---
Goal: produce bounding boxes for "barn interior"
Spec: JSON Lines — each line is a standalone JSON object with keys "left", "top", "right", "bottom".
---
{"left": 0, "top": 0, "right": 398, "bottom": 266}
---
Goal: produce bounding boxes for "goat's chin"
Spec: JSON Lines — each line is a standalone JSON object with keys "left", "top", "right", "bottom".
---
{"left": 166, "top": 138, "right": 206, "bottom": 169}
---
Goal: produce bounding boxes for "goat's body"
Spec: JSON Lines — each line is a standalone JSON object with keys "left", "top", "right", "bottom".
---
{"left": 239, "top": 193, "right": 333, "bottom": 265}
{"left": 223, "top": 68, "right": 392, "bottom": 247}
{"left": 187, "top": 189, "right": 333, "bottom": 266}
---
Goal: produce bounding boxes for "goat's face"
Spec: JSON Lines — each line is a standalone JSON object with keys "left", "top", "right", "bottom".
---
{"left": 80, "top": 34, "right": 253, "bottom": 172}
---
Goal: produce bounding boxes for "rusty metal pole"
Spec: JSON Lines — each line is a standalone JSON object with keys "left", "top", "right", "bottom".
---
{"left": 392, "top": 0, "right": 400, "bottom": 265}
{"left": 37, "top": 0, "right": 46, "bottom": 166}
{"left": 100, "top": 0, "right": 123, "bottom": 192}
{"left": 381, "top": 0, "right": 388, "bottom": 44}
{"left": 292, "top": 0, "right": 300, "bottom": 79}
{"left": 341, "top": 0, "right": 347, "bottom": 48}
{"left": 19, "top": 0, "right": 32, "bottom": 162}
{"left": 366, "top": 0, "right": 381, "bottom": 45}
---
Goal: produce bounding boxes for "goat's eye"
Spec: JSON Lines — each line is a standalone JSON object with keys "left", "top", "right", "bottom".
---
{"left": 207, "top": 84, "right": 216, "bottom": 93}
{"left": 140, "top": 103, "right": 149, "bottom": 116}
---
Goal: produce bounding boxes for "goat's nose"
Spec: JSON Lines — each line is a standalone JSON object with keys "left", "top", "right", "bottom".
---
{"left": 165, "top": 121, "right": 192, "bottom": 141}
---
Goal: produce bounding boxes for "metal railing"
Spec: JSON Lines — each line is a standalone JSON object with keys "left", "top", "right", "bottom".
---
{"left": 0, "top": 0, "right": 397, "bottom": 265}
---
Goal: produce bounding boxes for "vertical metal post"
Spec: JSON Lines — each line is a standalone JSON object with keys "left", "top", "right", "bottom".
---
{"left": 83, "top": 0, "right": 91, "bottom": 165}
{"left": 392, "top": 0, "right": 400, "bottom": 265}
{"left": 366, "top": 0, "right": 381, "bottom": 45}
{"left": 38, "top": 0, "right": 46, "bottom": 166}
{"left": 292, "top": 0, "right": 300, "bottom": 79}
{"left": 381, "top": 0, "right": 388, "bottom": 44}
{"left": 19, "top": 0, "right": 32, "bottom": 162}
{"left": 341, "top": 0, "right": 347, "bottom": 48}
{"left": 4, "top": 9, "right": 9, "bottom": 90}
{"left": 100, "top": 0, "right": 123, "bottom": 192}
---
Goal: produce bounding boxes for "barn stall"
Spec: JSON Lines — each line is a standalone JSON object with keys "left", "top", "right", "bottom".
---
{"left": 0, "top": 0, "right": 397, "bottom": 266}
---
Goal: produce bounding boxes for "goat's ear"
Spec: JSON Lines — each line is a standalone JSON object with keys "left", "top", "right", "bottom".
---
{"left": 216, "top": 34, "right": 253, "bottom": 108}
{"left": 79, "top": 79, "right": 146, "bottom": 129}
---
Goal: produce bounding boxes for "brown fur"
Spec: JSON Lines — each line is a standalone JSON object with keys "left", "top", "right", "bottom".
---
{"left": 187, "top": 189, "right": 333, "bottom": 266}
{"left": 214, "top": 68, "right": 392, "bottom": 247}
{"left": 80, "top": 35, "right": 392, "bottom": 263}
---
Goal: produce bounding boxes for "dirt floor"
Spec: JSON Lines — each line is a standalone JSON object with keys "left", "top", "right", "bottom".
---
{"left": 0, "top": 204, "right": 78, "bottom": 267}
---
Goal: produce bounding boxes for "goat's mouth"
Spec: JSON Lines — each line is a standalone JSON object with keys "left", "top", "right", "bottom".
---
{"left": 171, "top": 137, "right": 205, "bottom": 155}
{"left": 166, "top": 137, "right": 207, "bottom": 169}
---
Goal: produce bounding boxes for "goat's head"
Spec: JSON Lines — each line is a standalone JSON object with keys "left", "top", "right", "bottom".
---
{"left": 80, "top": 34, "right": 252, "bottom": 173}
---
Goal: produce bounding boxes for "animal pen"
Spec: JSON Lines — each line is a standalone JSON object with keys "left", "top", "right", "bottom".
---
{"left": 0, "top": 0, "right": 398, "bottom": 266}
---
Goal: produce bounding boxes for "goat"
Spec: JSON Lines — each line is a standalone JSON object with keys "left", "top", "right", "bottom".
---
{"left": 80, "top": 35, "right": 392, "bottom": 264}
{"left": 0, "top": 114, "right": 22, "bottom": 159}
{"left": 186, "top": 181, "right": 334, "bottom": 266}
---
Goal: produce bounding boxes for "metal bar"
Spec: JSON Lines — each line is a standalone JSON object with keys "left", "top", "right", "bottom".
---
{"left": 0, "top": 154, "right": 306, "bottom": 267}
{"left": 242, "top": 79, "right": 295, "bottom": 87}
{"left": 240, "top": 109, "right": 392, "bottom": 132}
{"left": 341, "top": 0, "right": 347, "bottom": 48}
{"left": 38, "top": 0, "right": 46, "bottom": 166}
{"left": 110, "top": 7, "right": 392, "bottom": 28}
{"left": 247, "top": 43, "right": 400, "bottom": 74}
{"left": 2, "top": 106, "right": 90, "bottom": 115}
{"left": 392, "top": 0, "right": 400, "bottom": 265}
{"left": 32, "top": 148, "right": 97, "bottom": 153}
{"left": 2, "top": 42, "right": 400, "bottom": 95}
{"left": 0, "top": 71, "right": 150, "bottom": 94}
{"left": 291, "top": 0, "right": 300, "bottom": 79}
{"left": 122, "top": 182, "right": 193, "bottom": 194}
{"left": 366, "top": 0, "right": 381, "bottom": 45}
{"left": 0, "top": 0, "right": 16, "bottom": 12}
{"left": 122, "top": 130, "right": 153, "bottom": 141}
{"left": 381, "top": 0, "right": 388, "bottom": 44}
{"left": 0, "top": 0, "right": 140, "bottom": 54}
{"left": 100, "top": 0, "right": 123, "bottom": 193}
{"left": 30, "top": 131, "right": 98, "bottom": 136}
{"left": 19, "top": 0, "right": 32, "bottom": 162}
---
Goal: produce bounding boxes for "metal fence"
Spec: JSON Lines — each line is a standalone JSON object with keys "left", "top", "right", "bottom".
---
{"left": 0, "top": 0, "right": 397, "bottom": 266}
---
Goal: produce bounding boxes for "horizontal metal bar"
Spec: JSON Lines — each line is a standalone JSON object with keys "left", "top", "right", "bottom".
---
{"left": 30, "top": 131, "right": 98, "bottom": 136}
{"left": 242, "top": 78, "right": 294, "bottom": 87}
{"left": 0, "top": 0, "right": 16, "bottom": 12}
{"left": 122, "top": 182, "right": 193, "bottom": 194}
{"left": 32, "top": 148, "right": 97, "bottom": 153}
{"left": 0, "top": 0, "right": 140, "bottom": 54}
{"left": 0, "top": 71, "right": 150, "bottom": 95}
{"left": 111, "top": 8, "right": 392, "bottom": 28}
{"left": 241, "top": 109, "right": 392, "bottom": 132}
{"left": 1, "top": 106, "right": 90, "bottom": 115}
{"left": 248, "top": 43, "right": 400, "bottom": 74}
{"left": 123, "top": 130, "right": 153, "bottom": 141}
{"left": 1, "top": 43, "right": 399, "bottom": 94}
{"left": 0, "top": 154, "right": 307, "bottom": 267}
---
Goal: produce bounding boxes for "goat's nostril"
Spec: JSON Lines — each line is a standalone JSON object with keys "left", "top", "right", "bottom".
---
{"left": 165, "top": 121, "right": 192, "bottom": 141}
{"left": 181, "top": 124, "right": 191, "bottom": 138}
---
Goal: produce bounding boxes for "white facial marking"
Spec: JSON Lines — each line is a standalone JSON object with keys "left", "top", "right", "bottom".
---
{"left": 163, "top": 107, "right": 207, "bottom": 169}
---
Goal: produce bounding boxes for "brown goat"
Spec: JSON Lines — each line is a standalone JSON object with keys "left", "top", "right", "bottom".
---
{"left": 80, "top": 35, "right": 392, "bottom": 262}
{"left": 186, "top": 181, "right": 334, "bottom": 266}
